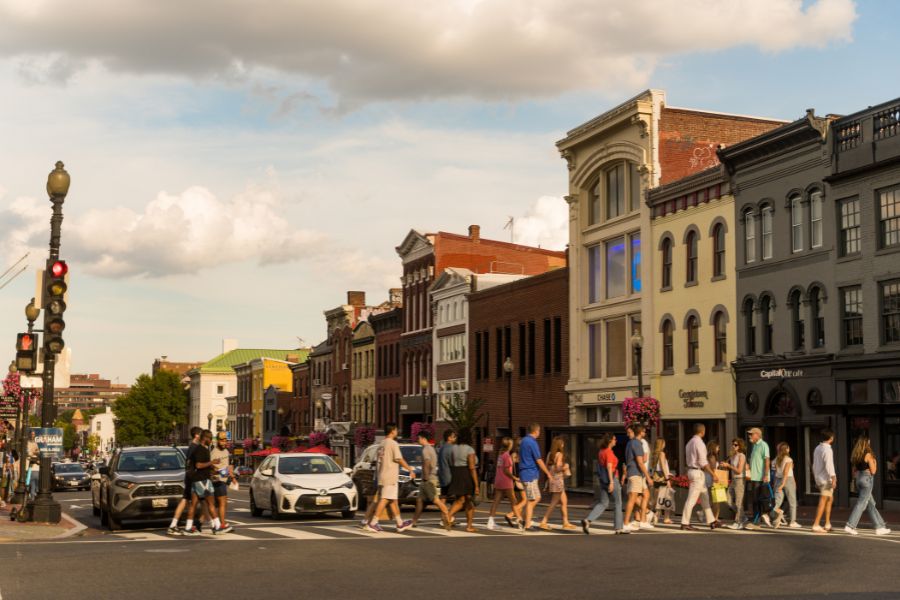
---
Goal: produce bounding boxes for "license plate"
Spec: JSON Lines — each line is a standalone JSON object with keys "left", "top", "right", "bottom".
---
{"left": 151, "top": 498, "right": 168, "bottom": 508}
{"left": 68, "top": 481, "right": 78, "bottom": 486}
{"left": 315, "top": 496, "right": 331, "bottom": 506}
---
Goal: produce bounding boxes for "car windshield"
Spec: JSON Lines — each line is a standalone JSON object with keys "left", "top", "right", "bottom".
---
{"left": 278, "top": 456, "right": 341, "bottom": 475}
{"left": 117, "top": 450, "right": 185, "bottom": 472}
{"left": 401, "top": 446, "right": 422, "bottom": 466}
{"left": 54, "top": 464, "right": 84, "bottom": 474}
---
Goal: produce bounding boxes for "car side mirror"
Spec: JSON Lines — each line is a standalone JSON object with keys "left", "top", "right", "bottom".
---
{"left": 99, "top": 467, "right": 109, "bottom": 476}
{"left": 344, "top": 467, "right": 353, "bottom": 475}
{"left": 261, "top": 468, "right": 274, "bottom": 477}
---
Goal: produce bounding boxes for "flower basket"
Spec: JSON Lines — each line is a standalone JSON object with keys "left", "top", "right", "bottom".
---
{"left": 271, "top": 435, "right": 291, "bottom": 451}
{"left": 354, "top": 426, "right": 376, "bottom": 448}
{"left": 410, "top": 422, "right": 434, "bottom": 441}
{"left": 309, "top": 432, "right": 329, "bottom": 447}
{"left": 622, "top": 397, "right": 660, "bottom": 428}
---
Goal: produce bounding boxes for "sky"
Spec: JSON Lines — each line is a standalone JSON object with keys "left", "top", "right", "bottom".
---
{"left": 0, "top": 0, "right": 896, "bottom": 385}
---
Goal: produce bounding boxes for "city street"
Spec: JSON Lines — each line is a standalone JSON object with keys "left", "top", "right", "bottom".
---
{"left": 0, "top": 489, "right": 897, "bottom": 600}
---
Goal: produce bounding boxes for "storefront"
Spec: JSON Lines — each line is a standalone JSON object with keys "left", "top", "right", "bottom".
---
{"left": 562, "top": 390, "right": 629, "bottom": 491}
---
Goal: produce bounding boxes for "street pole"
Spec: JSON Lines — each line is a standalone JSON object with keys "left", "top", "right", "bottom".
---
{"left": 503, "top": 357, "right": 513, "bottom": 436}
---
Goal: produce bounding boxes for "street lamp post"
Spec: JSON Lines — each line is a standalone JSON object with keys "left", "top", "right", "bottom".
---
{"left": 503, "top": 357, "right": 514, "bottom": 435}
{"left": 207, "top": 412, "right": 213, "bottom": 432}
{"left": 12, "top": 300, "right": 41, "bottom": 509}
{"left": 631, "top": 332, "right": 644, "bottom": 398}
{"left": 32, "top": 162, "right": 70, "bottom": 524}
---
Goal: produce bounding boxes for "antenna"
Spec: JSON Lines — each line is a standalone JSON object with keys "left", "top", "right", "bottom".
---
{"left": 503, "top": 216, "right": 514, "bottom": 243}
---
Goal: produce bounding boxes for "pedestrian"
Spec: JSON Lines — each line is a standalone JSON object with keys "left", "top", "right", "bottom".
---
{"left": 438, "top": 429, "right": 457, "bottom": 499}
{"left": 183, "top": 430, "right": 222, "bottom": 536}
{"left": 168, "top": 426, "right": 204, "bottom": 536}
{"left": 360, "top": 440, "right": 396, "bottom": 529}
{"left": 509, "top": 439, "right": 527, "bottom": 516}
{"left": 518, "top": 423, "right": 554, "bottom": 531}
{"left": 640, "top": 429, "right": 653, "bottom": 524}
{"left": 705, "top": 440, "right": 723, "bottom": 525}
{"left": 412, "top": 431, "right": 450, "bottom": 528}
{"left": 209, "top": 432, "right": 235, "bottom": 534}
{"left": 27, "top": 459, "right": 39, "bottom": 500}
{"left": 445, "top": 429, "right": 479, "bottom": 533}
{"left": 845, "top": 435, "right": 891, "bottom": 536}
{"left": 581, "top": 433, "right": 627, "bottom": 535}
{"left": 811, "top": 428, "right": 836, "bottom": 534}
{"left": 770, "top": 442, "right": 798, "bottom": 529}
{"left": 623, "top": 424, "right": 654, "bottom": 532}
{"left": 720, "top": 438, "right": 747, "bottom": 530}
{"left": 26, "top": 431, "right": 38, "bottom": 461}
{"left": 649, "top": 438, "right": 673, "bottom": 524}
{"left": 537, "top": 436, "right": 576, "bottom": 531}
{"left": 744, "top": 427, "right": 771, "bottom": 530}
{"left": 486, "top": 437, "right": 523, "bottom": 530}
{"left": 365, "top": 423, "right": 414, "bottom": 533}
{"left": 680, "top": 423, "right": 719, "bottom": 531}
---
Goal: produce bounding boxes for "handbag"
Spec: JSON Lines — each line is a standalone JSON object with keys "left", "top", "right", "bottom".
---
{"left": 655, "top": 486, "right": 676, "bottom": 511}
{"left": 228, "top": 479, "right": 240, "bottom": 492}
{"left": 563, "top": 463, "right": 572, "bottom": 478}
{"left": 710, "top": 484, "right": 728, "bottom": 504}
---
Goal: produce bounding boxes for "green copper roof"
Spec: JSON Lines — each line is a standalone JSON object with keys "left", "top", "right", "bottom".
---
{"left": 193, "top": 349, "right": 309, "bottom": 374}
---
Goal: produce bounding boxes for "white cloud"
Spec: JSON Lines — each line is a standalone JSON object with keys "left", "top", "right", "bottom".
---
{"left": 512, "top": 196, "right": 568, "bottom": 250}
{"left": 0, "top": 0, "right": 857, "bottom": 106}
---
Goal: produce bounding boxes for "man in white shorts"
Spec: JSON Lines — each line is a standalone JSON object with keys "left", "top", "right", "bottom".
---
{"left": 365, "top": 423, "right": 415, "bottom": 533}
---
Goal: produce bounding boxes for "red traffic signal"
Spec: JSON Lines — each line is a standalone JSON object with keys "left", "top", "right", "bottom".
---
{"left": 16, "top": 333, "right": 34, "bottom": 351}
{"left": 51, "top": 260, "right": 68, "bottom": 278}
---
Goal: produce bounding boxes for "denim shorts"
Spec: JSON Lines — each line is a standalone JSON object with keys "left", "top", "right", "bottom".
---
{"left": 192, "top": 480, "right": 214, "bottom": 498}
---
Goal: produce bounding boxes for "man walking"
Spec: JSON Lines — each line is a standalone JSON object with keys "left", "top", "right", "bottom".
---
{"left": 519, "top": 423, "right": 553, "bottom": 531}
{"left": 168, "top": 426, "right": 203, "bottom": 535}
{"left": 438, "top": 429, "right": 457, "bottom": 494}
{"left": 183, "top": 430, "right": 221, "bottom": 536}
{"left": 811, "top": 428, "right": 837, "bottom": 534}
{"left": 623, "top": 425, "right": 654, "bottom": 531}
{"left": 412, "top": 431, "right": 450, "bottom": 528}
{"left": 365, "top": 423, "right": 414, "bottom": 533}
{"left": 745, "top": 427, "right": 771, "bottom": 530}
{"left": 210, "top": 432, "right": 235, "bottom": 534}
{"left": 681, "top": 423, "right": 718, "bottom": 531}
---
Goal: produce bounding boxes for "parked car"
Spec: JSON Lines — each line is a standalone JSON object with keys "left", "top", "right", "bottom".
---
{"left": 234, "top": 465, "right": 253, "bottom": 479}
{"left": 52, "top": 462, "right": 91, "bottom": 491}
{"left": 351, "top": 442, "right": 423, "bottom": 509}
{"left": 91, "top": 446, "right": 186, "bottom": 531}
{"left": 249, "top": 453, "right": 357, "bottom": 520}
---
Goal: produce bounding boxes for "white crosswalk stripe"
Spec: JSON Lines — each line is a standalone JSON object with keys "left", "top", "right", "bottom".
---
{"left": 245, "top": 526, "right": 336, "bottom": 540}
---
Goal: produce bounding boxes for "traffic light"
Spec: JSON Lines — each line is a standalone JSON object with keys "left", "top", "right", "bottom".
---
{"left": 44, "top": 259, "right": 67, "bottom": 354}
{"left": 15, "top": 332, "right": 38, "bottom": 372}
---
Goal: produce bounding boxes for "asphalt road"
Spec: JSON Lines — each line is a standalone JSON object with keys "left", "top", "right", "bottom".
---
{"left": 0, "top": 488, "right": 898, "bottom": 600}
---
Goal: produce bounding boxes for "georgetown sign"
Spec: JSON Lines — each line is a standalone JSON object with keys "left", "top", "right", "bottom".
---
{"left": 679, "top": 389, "right": 708, "bottom": 409}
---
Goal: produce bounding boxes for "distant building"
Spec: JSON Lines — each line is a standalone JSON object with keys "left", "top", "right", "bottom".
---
{"left": 54, "top": 374, "right": 130, "bottom": 411}
{"left": 89, "top": 406, "right": 116, "bottom": 454}
{"left": 152, "top": 357, "right": 204, "bottom": 383}
{"left": 371, "top": 307, "right": 403, "bottom": 430}
{"left": 288, "top": 362, "right": 311, "bottom": 435}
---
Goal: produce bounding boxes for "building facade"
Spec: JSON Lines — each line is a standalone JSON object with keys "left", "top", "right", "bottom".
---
{"left": 288, "top": 362, "right": 311, "bottom": 435}
{"left": 371, "top": 307, "right": 402, "bottom": 430}
{"left": 647, "top": 166, "right": 737, "bottom": 474}
{"left": 351, "top": 321, "right": 376, "bottom": 425}
{"left": 308, "top": 340, "right": 333, "bottom": 432}
{"left": 53, "top": 374, "right": 130, "bottom": 411}
{"left": 89, "top": 406, "right": 116, "bottom": 455}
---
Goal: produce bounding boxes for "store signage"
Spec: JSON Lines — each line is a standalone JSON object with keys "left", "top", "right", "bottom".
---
{"left": 679, "top": 389, "right": 708, "bottom": 408}
{"left": 31, "top": 427, "right": 64, "bottom": 458}
{"left": 760, "top": 368, "right": 804, "bottom": 379}
{"left": 0, "top": 396, "right": 17, "bottom": 420}
{"left": 596, "top": 392, "right": 617, "bottom": 402}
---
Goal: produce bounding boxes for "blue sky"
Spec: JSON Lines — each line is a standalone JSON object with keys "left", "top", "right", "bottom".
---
{"left": 0, "top": 0, "right": 895, "bottom": 384}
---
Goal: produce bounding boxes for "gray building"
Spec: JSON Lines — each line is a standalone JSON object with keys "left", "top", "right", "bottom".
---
{"left": 720, "top": 100, "right": 900, "bottom": 509}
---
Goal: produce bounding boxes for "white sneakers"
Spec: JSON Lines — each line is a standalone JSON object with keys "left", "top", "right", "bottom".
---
{"left": 728, "top": 522, "right": 743, "bottom": 530}
{"left": 844, "top": 525, "right": 858, "bottom": 536}
{"left": 875, "top": 528, "right": 891, "bottom": 536}
{"left": 761, "top": 514, "right": 772, "bottom": 528}
{"left": 485, "top": 517, "right": 496, "bottom": 531}
{"left": 789, "top": 521, "right": 802, "bottom": 529}
{"left": 639, "top": 521, "right": 655, "bottom": 530}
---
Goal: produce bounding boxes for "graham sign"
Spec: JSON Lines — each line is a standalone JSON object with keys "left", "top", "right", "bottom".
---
{"left": 31, "top": 427, "right": 64, "bottom": 458}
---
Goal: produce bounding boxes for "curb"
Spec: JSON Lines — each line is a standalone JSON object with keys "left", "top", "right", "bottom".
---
{"left": 54, "top": 512, "right": 87, "bottom": 539}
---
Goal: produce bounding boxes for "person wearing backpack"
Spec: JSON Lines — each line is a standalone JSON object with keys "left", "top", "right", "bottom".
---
{"left": 581, "top": 433, "right": 627, "bottom": 535}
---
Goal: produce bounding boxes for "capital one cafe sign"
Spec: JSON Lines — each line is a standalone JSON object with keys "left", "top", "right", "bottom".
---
{"left": 760, "top": 368, "right": 804, "bottom": 379}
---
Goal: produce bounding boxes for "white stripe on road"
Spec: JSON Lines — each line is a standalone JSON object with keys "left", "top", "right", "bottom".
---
{"left": 114, "top": 532, "right": 173, "bottom": 542}
{"left": 245, "top": 526, "right": 336, "bottom": 540}
{"left": 417, "top": 526, "right": 483, "bottom": 537}
{"left": 316, "top": 525, "right": 408, "bottom": 538}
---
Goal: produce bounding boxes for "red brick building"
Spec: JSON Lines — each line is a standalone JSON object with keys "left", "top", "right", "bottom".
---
{"left": 371, "top": 307, "right": 402, "bottom": 430}
{"left": 395, "top": 225, "right": 566, "bottom": 429}
{"left": 468, "top": 268, "right": 569, "bottom": 439}
{"left": 289, "top": 362, "right": 311, "bottom": 435}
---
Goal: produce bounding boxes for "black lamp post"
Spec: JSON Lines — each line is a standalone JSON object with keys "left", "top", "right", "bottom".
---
{"left": 207, "top": 412, "right": 213, "bottom": 432}
{"left": 503, "top": 357, "right": 514, "bottom": 435}
{"left": 631, "top": 332, "right": 644, "bottom": 398}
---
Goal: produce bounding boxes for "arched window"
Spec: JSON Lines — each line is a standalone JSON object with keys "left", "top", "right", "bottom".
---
{"left": 686, "top": 231, "right": 698, "bottom": 284}
{"left": 810, "top": 190, "right": 824, "bottom": 248}
{"left": 662, "top": 320, "right": 674, "bottom": 371}
{"left": 810, "top": 287, "right": 825, "bottom": 348}
{"left": 744, "top": 209, "right": 756, "bottom": 264}
{"left": 791, "top": 195, "right": 805, "bottom": 253}
{"left": 607, "top": 163, "right": 625, "bottom": 219}
{"left": 789, "top": 289, "right": 805, "bottom": 351}
{"left": 714, "top": 311, "right": 727, "bottom": 367}
{"left": 686, "top": 315, "right": 699, "bottom": 369}
{"left": 744, "top": 298, "right": 756, "bottom": 355}
{"left": 661, "top": 238, "right": 672, "bottom": 289}
{"left": 761, "top": 205, "right": 774, "bottom": 260}
{"left": 760, "top": 295, "right": 774, "bottom": 354}
{"left": 712, "top": 223, "right": 726, "bottom": 277}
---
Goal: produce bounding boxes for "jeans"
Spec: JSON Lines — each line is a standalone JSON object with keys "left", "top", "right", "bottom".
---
{"left": 586, "top": 477, "right": 623, "bottom": 531}
{"left": 847, "top": 471, "right": 886, "bottom": 530}
{"left": 727, "top": 477, "right": 745, "bottom": 523}
{"left": 747, "top": 480, "right": 765, "bottom": 523}
{"left": 681, "top": 469, "right": 714, "bottom": 526}
{"left": 28, "top": 476, "right": 38, "bottom": 500}
{"left": 772, "top": 477, "right": 797, "bottom": 524}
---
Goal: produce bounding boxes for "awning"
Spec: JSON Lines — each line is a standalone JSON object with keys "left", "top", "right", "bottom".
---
{"left": 302, "top": 444, "right": 336, "bottom": 456}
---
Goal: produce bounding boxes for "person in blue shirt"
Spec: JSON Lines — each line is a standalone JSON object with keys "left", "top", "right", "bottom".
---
{"left": 518, "top": 423, "right": 553, "bottom": 531}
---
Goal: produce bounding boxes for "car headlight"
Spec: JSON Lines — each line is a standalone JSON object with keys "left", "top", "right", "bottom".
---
{"left": 342, "top": 481, "right": 354, "bottom": 489}
{"left": 281, "top": 482, "right": 299, "bottom": 491}
{"left": 114, "top": 480, "right": 136, "bottom": 490}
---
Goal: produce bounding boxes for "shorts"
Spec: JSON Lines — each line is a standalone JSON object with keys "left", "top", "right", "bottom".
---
{"left": 817, "top": 482, "right": 833, "bottom": 497}
{"left": 182, "top": 477, "right": 192, "bottom": 500}
{"left": 627, "top": 475, "right": 647, "bottom": 494}
{"left": 523, "top": 479, "right": 541, "bottom": 502}
{"left": 419, "top": 481, "right": 439, "bottom": 503}
{"left": 213, "top": 481, "right": 228, "bottom": 498}
{"left": 192, "top": 480, "right": 214, "bottom": 498}
{"left": 379, "top": 484, "right": 399, "bottom": 501}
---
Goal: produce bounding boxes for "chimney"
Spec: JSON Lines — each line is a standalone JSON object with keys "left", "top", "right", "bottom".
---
{"left": 468, "top": 224, "right": 480, "bottom": 242}
{"left": 222, "top": 338, "right": 239, "bottom": 354}
{"left": 347, "top": 291, "right": 366, "bottom": 307}
{"left": 389, "top": 288, "right": 403, "bottom": 305}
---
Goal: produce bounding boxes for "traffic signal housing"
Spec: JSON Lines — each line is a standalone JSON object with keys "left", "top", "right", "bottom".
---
{"left": 44, "top": 259, "right": 67, "bottom": 354}
{"left": 16, "top": 332, "right": 38, "bottom": 372}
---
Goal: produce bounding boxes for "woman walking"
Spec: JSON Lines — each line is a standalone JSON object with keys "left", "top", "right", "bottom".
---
{"left": 771, "top": 442, "right": 799, "bottom": 529}
{"left": 705, "top": 441, "right": 723, "bottom": 525}
{"left": 581, "top": 433, "right": 627, "bottom": 534}
{"left": 845, "top": 436, "right": 891, "bottom": 536}
{"left": 721, "top": 438, "right": 747, "bottom": 530}
{"left": 649, "top": 439, "right": 672, "bottom": 524}
{"left": 538, "top": 436, "right": 576, "bottom": 531}
{"left": 445, "top": 430, "right": 479, "bottom": 533}
{"left": 486, "top": 437, "right": 523, "bottom": 530}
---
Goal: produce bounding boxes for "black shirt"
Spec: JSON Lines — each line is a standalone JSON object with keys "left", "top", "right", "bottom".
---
{"left": 184, "top": 442, "right": 199, "bottom": 482}
{"left": 190, "top": 445, "right": 211, "bottom": 482}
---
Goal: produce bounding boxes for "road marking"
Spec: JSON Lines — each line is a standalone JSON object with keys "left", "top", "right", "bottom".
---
{"left": 422, "top": 527, "right": 486, "bottom": 538}
{"left": 245, "top": 526, "right": 336, "bottom": 540}
{"left": 114, "top": 532, "right": 173, "bottom": 542}
{"left": 233, "top": 508, "right": 250, "bottom": 513}
{"left": 316, "top": 525, "right": 407, "bottom": 538}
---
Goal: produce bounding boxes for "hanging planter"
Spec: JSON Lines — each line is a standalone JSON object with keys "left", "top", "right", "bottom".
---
{"left": 354, "top": 426, "right": 376, "bottom": 448}
{"left": 309, "top": 431, "right": 329, "bottom": 447}
{"left": 410, "top": 422, "right": 435, "bottom": 441}
{"left": 622, "top": 397, "right": 660, "bottom": 428}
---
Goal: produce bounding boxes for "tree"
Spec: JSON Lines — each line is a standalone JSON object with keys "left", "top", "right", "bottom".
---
{"left": 86, "top": 433, "right": 101, "bottom": 454}
{"left": 440, "top": 394, "right": 485, "bottom": 442}
{"left": 114, "top": 370, "right": 188, "bottom": 446}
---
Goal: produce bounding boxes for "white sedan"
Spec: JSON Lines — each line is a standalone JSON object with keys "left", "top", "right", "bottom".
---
{"left": 249, "top": 453, "right": 358, "bottom": 520}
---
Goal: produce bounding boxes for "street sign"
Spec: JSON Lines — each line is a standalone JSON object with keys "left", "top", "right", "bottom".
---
{"left": 233, "top": 448, "right": 244, "bottom": 456}
{"left": 321, "top": 393, "right": 333, "bottom": 401}
{"left": 31, "top": 427, "right": 64, "bottom": 459}
{"left": 0, "top": 397, "right": 17, "bottom": 420}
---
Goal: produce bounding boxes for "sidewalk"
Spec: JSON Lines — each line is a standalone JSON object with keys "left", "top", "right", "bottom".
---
{"left": 0, "top": 510, "right": 84, "bottom": 543}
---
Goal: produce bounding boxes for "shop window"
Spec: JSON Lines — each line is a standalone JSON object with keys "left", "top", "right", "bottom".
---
{"left": 884, "top": 380, "right": 900, "bottom": 403}
{"left": 847, "top": 380, "right": 869, "bottom": 404}
{"left": 884, "top": 418, "right": 900, "bottom": 500}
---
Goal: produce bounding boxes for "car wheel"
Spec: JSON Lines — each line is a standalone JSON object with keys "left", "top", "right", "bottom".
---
{"left": 341, "top": 509, "right": 355, "bottom": 519}
{"left": 105, "top": 494, "right": 122, "bottom": 531}
{"left": 270, "top": 493, "right": 283, "bottom": 520}
{"left": 249, "top": 490, "right": 262, "bottom": 517}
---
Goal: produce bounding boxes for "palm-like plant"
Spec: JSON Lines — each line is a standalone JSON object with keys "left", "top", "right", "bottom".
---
{"left": 441, "top": 394, "right": 485, "bottom": 441}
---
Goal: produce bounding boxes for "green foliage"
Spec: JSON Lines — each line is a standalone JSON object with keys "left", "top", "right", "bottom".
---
{"left": 86, "top": 433, "right": 101, "bottom": 454}
{"left": 114, "top": 370, "right": 188, "bottom": 446}
{"left": 440, "top": 394, "right": 485, "bottom": 442}
{"left": 56, "top": 421, "right": 77, "bottom": 451}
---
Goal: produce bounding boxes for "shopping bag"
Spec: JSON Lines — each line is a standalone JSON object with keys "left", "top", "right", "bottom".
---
{"left": 228, "top": 480, "right": 240, "bottom": 492}
{"left": 711, "top": 484, "right": 728, "bottom": 504}
{"left": 655, "top": 486, "right": 676, "bottom": 512}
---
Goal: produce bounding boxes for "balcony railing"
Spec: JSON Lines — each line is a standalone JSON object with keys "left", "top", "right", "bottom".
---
{"left": 874, "top": 104, "right": 900, "bottom": 141}
{"left": 836, "top": 120, "right": 861, "bottom": 152}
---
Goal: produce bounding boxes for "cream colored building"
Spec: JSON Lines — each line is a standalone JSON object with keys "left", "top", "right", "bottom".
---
{"left": 351, "top": 321, "right": 375, "bottom": 424}
{"left": 647, "top": 166, "right": 737, "bottom": 473}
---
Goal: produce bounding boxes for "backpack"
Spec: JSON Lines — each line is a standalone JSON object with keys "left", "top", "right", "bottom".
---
{"left": 596, "top": 454, "right": 611, "bottom": 486}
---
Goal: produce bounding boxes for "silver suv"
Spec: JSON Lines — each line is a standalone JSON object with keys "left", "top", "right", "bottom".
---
{"left": 91, "top": 446, "right": 186, "bottom": 531}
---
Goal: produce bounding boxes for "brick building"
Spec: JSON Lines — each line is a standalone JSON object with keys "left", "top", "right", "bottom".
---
{"left": 371, "top": 307, "right": 402, "bottom": 430}
{"left": 54, "top": 374, "right": 130, "bottom": 411}
{"left": 289, "top": 361, "right": 311, "bottom": 435}
{"left": 468, "top": 267, "right": 569, "bottom": 447}
{"left": 395, "top": 225, "right": 566, "bottom": 429}
{"left": 151, "top": 357, "right": 204, "bottom": 381}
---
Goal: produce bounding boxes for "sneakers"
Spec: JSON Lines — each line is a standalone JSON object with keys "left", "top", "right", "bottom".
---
{"left": 166, "top": 527, "right": 183, "bottom": 536}
{"left": 789, "top": 522, "right": 802, "bottom": 529}
{"left": 761, "top": 514, "right": 772, "bottom": 528}
{"left": 843, "top": 525, "right": 858, "bottom": 536}
{"left": 364, "top": 523, "right": 384, "bottom": 533}
{"left": 182, "top": 527, "right": 201, "bottom": 537}
{"left": 638, "top": 521, "right": 655, "bottom": 530}
{"left": 581, "top": 519, "right": 591, "bottom": 535}
{"left": 727, "top": 522, "right": 743, "bottom": 530}
{"left": 875, "top": 528, "right": 891, "bottom": 536}
{"left": 215, "top": 524, "right": 234, "bottom": 535}
{"left": 396, "top": 519, "right": 413, "bottom": 532}
{"left": 646, "top": 511, "right": 656, "bottom": 523}
{"left": 811, "top": 525, "right": 826, "bottom": 533}
{"left": 773, "top": 509, "right": 784, "bottom": 529}
{"left": 744, "top": 523, "right": 759, "bottom": 531}
{"left": 486, "top": 517, "right": 496, "bottom": 531}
